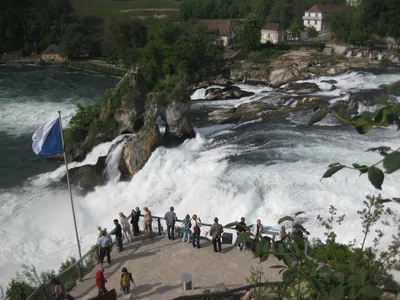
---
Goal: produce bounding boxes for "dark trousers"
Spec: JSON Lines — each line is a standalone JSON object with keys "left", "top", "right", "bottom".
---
{"left": 212, "top": 237, "right": 221, "bottom": 252}
{"left": 116, "top": 236, "right": 123, "bottom": 250}
{"left": 167, "top": 224, "right": 175, "bottom": 240}
{"left": 98, "top": 286, "right": 108, "bottom": 296}
{"left": 99, "top": 246, "right": 111, "bottom": 263}
{"left": 132, "top": 221, "right": 139, "bottom": 236}
{"left": 192, "top": 233, "right": 200, "bottom": 248}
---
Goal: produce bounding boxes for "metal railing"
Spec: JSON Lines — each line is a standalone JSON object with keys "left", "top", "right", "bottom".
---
{"left": 26, "top": 213, "right": 279, "bottom": 300}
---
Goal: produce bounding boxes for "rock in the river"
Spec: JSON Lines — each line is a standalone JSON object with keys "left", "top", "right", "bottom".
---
{"left": 100, "top": 66, "right": 147, "bottom": 135}
{"left": 321, "top": 79, "right": 338, "bottom": 84}
{"left": 61, "top": 156, "right": 107, "bottom": 192}
{"left": 119, "top": 120, "right": 162, "bottom": 181}
{"left": 330, "top": 85, "right": 337, "bottom": 91}
{"left": 205, "top": 86, "right": 255, "bottom": 100}
{"left": 280, "top": 82, "right": 321, "bottom": 94}
{"left": 208, "top": 101, "right": 272, "bottom": 124}
{"left": 159, "top": 100, "right": 196, "bottom": 147}
{"left": 267, "top": 52, "right": 312, "bottom": 86}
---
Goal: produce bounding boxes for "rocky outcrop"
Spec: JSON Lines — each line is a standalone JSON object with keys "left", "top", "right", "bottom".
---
{"left": 119, "top": 119, "right": 162, "bottom": 180}
{"left": 268, "top": 59, "right": 311, "bottom": 87}
{"left": 208, "top": 95, "right": 329, "bottom": 124}
{"left": 278, "top": 82, "right": 321, "bottom": 94}
{"left": 321, "top": 80, "right": 338, "bottom": 85}
{"left": 100, "top": 67, "right": 147, "bottom": 135}
{"left": 61, "top": 157, "right": 107, "bottom": 192}
{"left": 208, "top": 101, "right": 272, "bottom": 124}
{"left": 205, "top": 86, "right": 255, "bottom": 100}
{"left": 159, "top": 100, "right": 196, "bottom": 147}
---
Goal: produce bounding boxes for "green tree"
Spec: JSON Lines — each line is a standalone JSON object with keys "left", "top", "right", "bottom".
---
{"left": 306, "top": 25, "right": 318, "bottom": 41}
{"left": 241, "top": 20, "right": 260, "bottom": 51}
{"left": 60, "top": 23, "right": 87, "bottom": 58}
{"left": 102, "top": 17, "right": 147, "bottom": 62}
{"left": 288, "top": 23, "right": 301, "bottom": 41}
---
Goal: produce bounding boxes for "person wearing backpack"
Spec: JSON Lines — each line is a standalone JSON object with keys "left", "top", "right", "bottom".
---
{"left": 191, "top": 214, "right": 202, "bottom": 249}
{"left": 120, "top": 267, "right": 136, "bottom": 295}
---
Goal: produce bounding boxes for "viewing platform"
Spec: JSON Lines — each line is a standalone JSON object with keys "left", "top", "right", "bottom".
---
{"left": 69, "top": 232, "right": 283, "bottom": 299}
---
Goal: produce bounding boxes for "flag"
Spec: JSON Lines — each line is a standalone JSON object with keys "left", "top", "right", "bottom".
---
{"left": 32, "top": 118, "right": 64, "bottom": 156}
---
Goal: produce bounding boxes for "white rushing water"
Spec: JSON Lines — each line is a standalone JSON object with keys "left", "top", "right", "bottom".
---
{"left": 1, "top": 70, "right": 400, "bottom": 288}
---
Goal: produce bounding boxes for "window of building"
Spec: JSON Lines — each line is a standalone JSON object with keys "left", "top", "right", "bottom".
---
{"left": 314, "top": 20, "right": 317, "bottom": 25}
{"left": 308, "top": 13, "right": 311, "bottom": 17}
{"left": 267, "top": 33, "right": 271, "bottom": 39}
{"left": 307, "top": 20, "right": 310, "bottom": 25}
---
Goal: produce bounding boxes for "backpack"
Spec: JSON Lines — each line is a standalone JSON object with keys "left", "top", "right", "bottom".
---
{"left": 121, "top": 272, "right": 132, "bottom": 286}
{"left": 193, "top": 225, "right": 200, "bottom": 234}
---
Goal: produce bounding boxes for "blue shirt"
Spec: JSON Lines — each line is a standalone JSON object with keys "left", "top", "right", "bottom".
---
{"left": 98, "top": 236, "right": 111, "bottom": 248}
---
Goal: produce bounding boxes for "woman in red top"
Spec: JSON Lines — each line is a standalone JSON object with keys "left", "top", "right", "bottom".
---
{"left": 96, "top": 265, "right": 108, "bottom": 295}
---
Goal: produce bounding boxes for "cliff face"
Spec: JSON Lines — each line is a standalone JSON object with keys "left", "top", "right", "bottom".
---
{"left": 66, "top": 67, "right": 196, "bottom": 188}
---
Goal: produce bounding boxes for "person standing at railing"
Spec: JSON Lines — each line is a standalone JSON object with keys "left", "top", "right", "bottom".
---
{"left": 119, "top": 212, "right": 132, "bottom": 242}
{"left": 98, "top": 230, "right": 112, "bottom": 265}
{"left": 250, "top": 219, "right": 264, "bottom": 252}
{"left": 96, "top": 265, "right": 108, "bottom": 296}
{"left": 235, "top": 217, "right": 247, "bottom": 251}
{"left": 191, "top": 215, "right": 202, "bottom": 249}
{"left": 209, "top": 217, "right": 224, "bottom": 253}
{"left": 112, "top": 219, "right": 123, "bottom": 251}
{"left": 182, "top": 214, "right": 192, "bottom": 243}
{"left": 129, "top": 207, "right": 141, "bottom": 236}
{"left": 143, "top": 207, "right": 153, "bottom": 238}
{"left": 50, "top": 278, "right": 65, "bottom": 300}
{"left": 164, "top": 206, "right": 178, "bottom": 240}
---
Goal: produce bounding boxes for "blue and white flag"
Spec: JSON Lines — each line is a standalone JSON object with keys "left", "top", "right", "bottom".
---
{"left": 32, "top": 118, "right": 64, "bottom": 156}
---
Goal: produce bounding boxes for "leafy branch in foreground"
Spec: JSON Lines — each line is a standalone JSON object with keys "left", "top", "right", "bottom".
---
{"left": 251, "top": 195, "right": 400, "bottom": 299}
{"left": 308, "top": 101, "right": 400, "bottom": 195}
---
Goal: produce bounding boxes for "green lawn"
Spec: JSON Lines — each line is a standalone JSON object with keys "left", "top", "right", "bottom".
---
{"left": 73, "top": 0, "right": 181, "bottom": 19}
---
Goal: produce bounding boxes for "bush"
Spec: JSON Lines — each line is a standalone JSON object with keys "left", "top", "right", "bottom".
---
{"left": 310, "top": 239, "right": 354, "bottom": 264}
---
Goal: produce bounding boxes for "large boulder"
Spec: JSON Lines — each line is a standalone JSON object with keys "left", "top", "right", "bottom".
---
{"left": 61, "top": 156, "right": 107, "bottom": 192}
{"left": 205, "top": 86, "right": 255, "bottom": 100}
{"left": 279, "top": 82, "right": 321, "bottom": 94}
{"left": 208, "top": 101, "right": 272, "bottom": 124}
{"left": 267, "top": 52, "right": 313, "bottom": 87}
{"left": 119, "top": 119, "right": 162, "bottom": 181}
{"left": 159, "top": 100, "right": 196, "bottom": 147}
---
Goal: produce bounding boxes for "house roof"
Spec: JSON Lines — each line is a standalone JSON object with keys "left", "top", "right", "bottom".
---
{"left": 262, "top": 23, "right": 283, "bottom": 31}
{"left": 41, "top": 44, "right": 60, "bottom": 55}
{"left": 306, "top": 4, "right": 344, "bottom": 13}
{"left": 201, "top": 20, "right": 232, "bottom": 37}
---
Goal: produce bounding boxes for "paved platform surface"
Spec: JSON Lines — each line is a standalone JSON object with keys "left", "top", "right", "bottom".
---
{"left": 69, "top": 234, "right": 282, "bottom": 299}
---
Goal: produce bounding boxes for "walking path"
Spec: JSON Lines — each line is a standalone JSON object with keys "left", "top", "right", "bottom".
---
{"left": 70, "top": 235, "right": 282, "bottom": 299}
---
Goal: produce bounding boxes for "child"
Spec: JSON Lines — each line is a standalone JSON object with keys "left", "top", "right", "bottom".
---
{"left": 120, "top": 267, "right": 136, "bottom": 295}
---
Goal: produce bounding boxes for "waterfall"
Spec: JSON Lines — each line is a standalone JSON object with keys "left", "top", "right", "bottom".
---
{"left": 105, "top": 135, "right": 133, "bottom": 182}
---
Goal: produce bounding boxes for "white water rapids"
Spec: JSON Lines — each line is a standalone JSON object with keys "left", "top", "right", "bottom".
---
{"left": 0, "top": 70, "right": 400, "bottom": 287}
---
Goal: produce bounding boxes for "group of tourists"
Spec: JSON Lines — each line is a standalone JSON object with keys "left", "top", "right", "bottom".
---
{"left": 49, "top": 205, "right": 310, "bottom": 300}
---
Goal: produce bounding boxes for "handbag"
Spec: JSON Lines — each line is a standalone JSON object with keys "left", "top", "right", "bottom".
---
{"left": 194, "top": 225, "right": 200, "bottom": 234}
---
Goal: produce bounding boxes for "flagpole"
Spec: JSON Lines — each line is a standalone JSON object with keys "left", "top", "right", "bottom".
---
{"left": 58, "top": 111, "right": 83, "bottom": 262}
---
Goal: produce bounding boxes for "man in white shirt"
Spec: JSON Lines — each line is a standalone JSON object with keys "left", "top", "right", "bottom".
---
{"left": 98, "top": 231, "right": 112, "bottom": 265}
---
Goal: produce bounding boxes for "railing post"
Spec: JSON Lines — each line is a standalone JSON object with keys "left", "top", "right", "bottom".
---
{"left": 158, "top": 218, "right": 162, "bottom": 236}
{"left": 41, "top": 285, "right": 47, "bottom": 300}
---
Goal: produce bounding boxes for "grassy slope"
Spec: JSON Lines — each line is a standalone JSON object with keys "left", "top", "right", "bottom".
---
{"left": 72, "top": 0, "right": 181, "bottom": 19}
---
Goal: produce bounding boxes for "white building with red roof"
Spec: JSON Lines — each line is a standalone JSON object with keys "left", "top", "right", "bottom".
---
{"left": 303, "top": 4, "right": 344, "bottom": 32}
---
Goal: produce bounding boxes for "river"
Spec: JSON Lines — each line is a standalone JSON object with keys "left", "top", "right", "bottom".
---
{"left": 0, "top": 66, "right": 399, "bottom": 288}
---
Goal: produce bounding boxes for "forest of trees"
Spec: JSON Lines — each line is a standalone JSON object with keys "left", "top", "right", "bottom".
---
{"left": 180, "top": 0, "right": 400, "bottom": 46}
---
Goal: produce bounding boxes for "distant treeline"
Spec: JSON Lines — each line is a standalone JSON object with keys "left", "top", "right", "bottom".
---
{"left": 180, "top": 0, "right": 400, "bottom": 45}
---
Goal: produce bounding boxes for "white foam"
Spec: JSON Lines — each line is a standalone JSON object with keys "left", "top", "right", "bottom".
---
{"left": 191, "top": 85, "right": 224, "bottom": 100}
{"left": 0, "top": 101, "right": 77, "bottom": 135}
{"left": 297, "top": 71, "right": 400, "bottom": 97}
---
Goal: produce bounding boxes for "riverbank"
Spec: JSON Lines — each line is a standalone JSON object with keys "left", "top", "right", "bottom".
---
{"left": 66, "top": 60, "right": 126, "bottom": 77}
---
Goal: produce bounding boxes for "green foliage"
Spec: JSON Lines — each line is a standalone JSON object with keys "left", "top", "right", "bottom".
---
{"left": 308, "top": 103, "right": 400, "bottom": 193}
{"left": 306, "top": 26, "right": 318, "bottom": 41}
{"left": 288, "top": 23, "right": 301, "bottom": 41}
{"left": 138, "top": 22, "right": 223, "bottom": 90}
{"left": 102, "top": 17, "right": 147, "bottom": 63}
{"left": 0, "top": 0, "right": 73, "bottom": 53}
{"left": 257, "top": 196, "right": 400, "bottom": 299}
{"left": 241, "top": 20, "right": 261, "bottom": 51}
{"left": 329, "top": 0, "right": 400, "bottom": 45}
{"left": 3, "top": 265, "right": 55, "bottom": 300}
